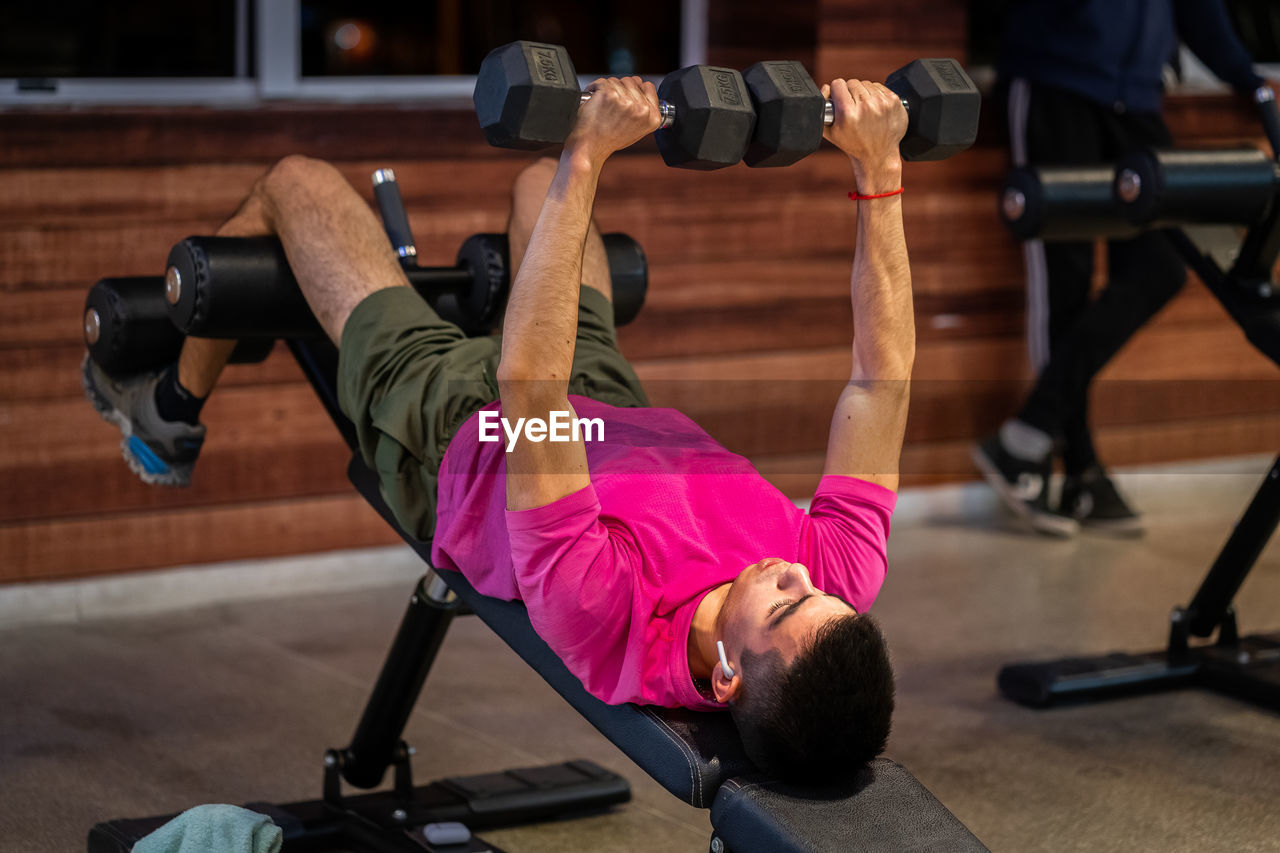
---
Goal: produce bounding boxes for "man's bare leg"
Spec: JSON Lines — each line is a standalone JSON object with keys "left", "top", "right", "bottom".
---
{"left": 90, "top": 155, "right": 410, "bottom": 486}
{"left": 507, "top": 157, "right": 612, "bottom": 303}
{"left": 174, "top": 155, "right": 411, "bottom": 399}
{"left": 258, "top": 155, "right": 411, "bottom": 344}
{"left": 173, "top": 192, "right": 271, "bottom": 398}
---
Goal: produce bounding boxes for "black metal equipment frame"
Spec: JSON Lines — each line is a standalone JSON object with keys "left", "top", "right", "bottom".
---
{"left": 998, "top": 173, "right": 1280, "bottom": 710}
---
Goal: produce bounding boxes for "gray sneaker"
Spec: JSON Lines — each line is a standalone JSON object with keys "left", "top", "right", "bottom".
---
{"left": 82, "top": 355, "right": 205, "bottom": 487}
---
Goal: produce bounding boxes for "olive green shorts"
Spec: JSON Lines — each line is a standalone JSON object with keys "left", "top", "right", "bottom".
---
{"left": 337, "top": 284, "right": 648, "bottom": 541}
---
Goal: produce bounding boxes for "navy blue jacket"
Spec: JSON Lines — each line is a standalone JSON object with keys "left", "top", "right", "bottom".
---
{"left": 998, "top": 0, "right": 1264, "bottom": 113}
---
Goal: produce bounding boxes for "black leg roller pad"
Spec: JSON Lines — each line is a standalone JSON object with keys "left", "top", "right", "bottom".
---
{"left": 166, "top": 236, "right": 325, "bottom": 339}
{"left": 999, "top": 165, "right": 1140, "bottom": 242}
{"left": 1114, "top": 147, "right": 1279, "bottom": 228}
{"left": 708, "top": 761, "right": 989, "bottom": 853}
{"left": 165, "top": 232, "right": 647, "bottom": 340}
{"left": 84, "top": 276, "right": 273, "bottom": 376}
{"left": 1001, "top": 149, "right": 1280, "bottom": 244}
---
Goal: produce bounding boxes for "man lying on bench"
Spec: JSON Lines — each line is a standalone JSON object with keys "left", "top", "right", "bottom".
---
{"left": 84, "top": 75, "right": 912, "bottom": 784}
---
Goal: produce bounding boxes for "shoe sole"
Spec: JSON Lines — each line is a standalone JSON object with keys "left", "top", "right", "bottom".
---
{"left": 1080, "top": 516, "right": 1146, "bottom": 537}
{"left": 81, "top": 355, "right": 191, "bottom": 487}
{"left": 970, "top": 443, "right": 1078, "bottom": 538}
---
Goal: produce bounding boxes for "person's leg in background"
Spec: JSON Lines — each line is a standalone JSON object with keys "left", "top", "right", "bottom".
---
{"left": 973, "top": 81, "right": 1101, "bottom": 536}
{"left": 1049, "top": 226, "right": 1187, "bottom": 531}
{"left": 1059, "top": 112, "right": 1182, "bottom": 531}
{"left": 85, "top": 155, "right": 411, "bottom": 486}
{"left": 1041, "top": 111, "right": 1184, "bottom": 533}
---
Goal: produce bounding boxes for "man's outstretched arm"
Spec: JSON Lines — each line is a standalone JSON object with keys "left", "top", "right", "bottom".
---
{"left": 498, "top": 77, "right": 661, "bottom": 511}
{"left": 820, "top": 78, "right": 915, "bottom": 493}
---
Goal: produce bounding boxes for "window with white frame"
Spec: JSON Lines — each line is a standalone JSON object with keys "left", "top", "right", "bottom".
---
{"left": 1, "top": 0, "right": 707, "bottom": 106}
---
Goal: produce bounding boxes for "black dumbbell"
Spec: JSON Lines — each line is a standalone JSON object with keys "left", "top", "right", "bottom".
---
{"left": 473, "top": 40, "right": 756, "bottom": 170}
{"left": 741, "top": 59, "right": 981, "bottom": 167}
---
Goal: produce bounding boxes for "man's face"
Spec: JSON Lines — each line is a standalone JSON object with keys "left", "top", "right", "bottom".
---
{"left": 718, "top": 558, "right": 856, "bottom": 667}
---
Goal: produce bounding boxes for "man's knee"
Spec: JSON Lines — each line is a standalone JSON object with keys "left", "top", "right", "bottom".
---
{"left": 258, "top": 154, "right": 349, "bottom": 201}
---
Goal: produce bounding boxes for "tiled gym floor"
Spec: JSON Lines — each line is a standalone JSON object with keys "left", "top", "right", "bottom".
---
{"left": 2, "top": 456, "right": 1279, "bottom": 852}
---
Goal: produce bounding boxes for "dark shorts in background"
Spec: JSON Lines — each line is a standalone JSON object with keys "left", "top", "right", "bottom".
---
{"left": 337, "top": 284, "right": 648, "bottom": 540}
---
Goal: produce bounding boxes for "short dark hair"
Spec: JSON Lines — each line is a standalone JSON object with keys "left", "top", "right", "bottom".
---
{"left": 729, "top": 613, "right": 894, "bottom": 784}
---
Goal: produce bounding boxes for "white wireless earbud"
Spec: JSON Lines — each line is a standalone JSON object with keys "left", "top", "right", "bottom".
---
{"left": 716, "top": 640, "right": 735, "bottom": 679}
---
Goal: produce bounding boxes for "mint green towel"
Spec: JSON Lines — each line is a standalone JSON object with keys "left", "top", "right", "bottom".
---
{"left": 133, "top": 804, "right": 282, "bottom": 853}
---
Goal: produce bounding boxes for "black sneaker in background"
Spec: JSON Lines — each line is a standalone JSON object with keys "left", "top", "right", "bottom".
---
{"left": 971, "top": 433, "right": 1079, "bottom": 537}
{"left": 1060, "top": 464, "right": 1144, "bottom": 536}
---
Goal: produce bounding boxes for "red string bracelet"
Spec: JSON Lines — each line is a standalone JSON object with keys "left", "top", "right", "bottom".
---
{"left": 849, "top": 187, "right": 904, "bottom": 201}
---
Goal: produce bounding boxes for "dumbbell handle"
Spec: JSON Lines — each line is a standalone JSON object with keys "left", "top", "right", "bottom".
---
{"left": 576, "top": 90, "right": 911, "bottom": 133}
{"left": 821, "top": 98, "right": 911, "bottom": 127}
{"left": 578, "top": 91, "right": 677, "bottom": 130}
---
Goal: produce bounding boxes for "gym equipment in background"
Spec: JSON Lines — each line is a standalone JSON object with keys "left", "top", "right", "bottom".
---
{"left": 994, "top": 89, "right": 1280, "bottom": 710}
{"left": 1001, "top": 147, "right": 1280, "bottom": 243}
{"left": 998, "top": 165, "right": 1141, "bottom": 242}
{"left": 1113, "top": 147, "right": 1278, "bottom": 229}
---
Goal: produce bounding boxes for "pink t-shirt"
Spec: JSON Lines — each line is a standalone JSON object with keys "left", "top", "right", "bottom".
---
{"left": 430, "top": 396, "right": 895, "bottom": 711}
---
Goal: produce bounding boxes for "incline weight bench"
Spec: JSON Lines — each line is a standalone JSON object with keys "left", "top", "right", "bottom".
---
{"left": 995, "top": 99, "right": 1280, "bottom": 709}
{"left": 85, "top": 170, "right": 987, "bottom": 853}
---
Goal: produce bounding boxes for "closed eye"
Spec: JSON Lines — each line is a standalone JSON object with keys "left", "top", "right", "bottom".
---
{"left": 769, "top": 596, "right": 809, "bottom": 627}
{"left": 768, "top": 600, "right": 790, "bottom": 617}
{"left": 769, "top": 593, "right": 852, "bottom": 631}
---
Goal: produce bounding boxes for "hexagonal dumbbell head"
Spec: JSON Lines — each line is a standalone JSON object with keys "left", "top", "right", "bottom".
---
{"left": 656, "top": 66, "right": 757, "bottom": 170}
{"left": 885, "top": 58, "right": 980, "bottom": 162}
{"left": 742, "top": 61, "right": 826, "bottom": 168}
{"left": 474, "top": 41, "right": 581, "bottom": 150}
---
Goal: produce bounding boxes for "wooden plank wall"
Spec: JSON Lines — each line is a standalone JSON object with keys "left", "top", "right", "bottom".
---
{"left": 1, "top": 0, "right": 1277, "bottom": 584}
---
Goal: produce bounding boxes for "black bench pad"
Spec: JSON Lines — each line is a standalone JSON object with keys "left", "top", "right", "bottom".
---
{"left": 710, "top": 761, "right": 989, "bottom": 852}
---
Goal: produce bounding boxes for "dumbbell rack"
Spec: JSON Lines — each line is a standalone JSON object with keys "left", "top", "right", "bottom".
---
{"left": 998, "top": 145, "right": 1280, "bottom": 710}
